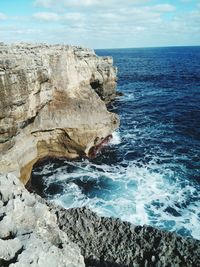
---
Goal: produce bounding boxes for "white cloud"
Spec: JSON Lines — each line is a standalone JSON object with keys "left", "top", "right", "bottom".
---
{"left": 32, "top": 0, "right": 177, "bottom": 45}
{"left": 95, "top": 6, "right": 163, "bottom": 27}
{"left": 62, "top": 12, "right": 84, "bottom": 21}
{"left": 148, "top": 4, "right": 176, "bottom": 12}
{"left": 0, "top": 13, "right": 7, "bottom": 20}
{"left": 0, "top": 25, "right": 43, "bottom": 44}
{"left": 34, "top": 0, "right": 149, "bottom": 9}
{"left": 33, "top": 12, "right": 60, "bottom": 21}
{"left": 29, "top": 2, "right": 178, "bottom": 48}
{"left": 33, "top": 3, "right": 174, "bottom": 27}
{"left": 1, "top": 0, "right": 199, "bottom": 48}
{"left": 33, "top": 11, "right": 85, "bottom": 23}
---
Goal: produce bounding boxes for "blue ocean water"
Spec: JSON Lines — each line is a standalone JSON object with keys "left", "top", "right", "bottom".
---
{"left": 32, "top": 47, "right": 200, "bottom": 240}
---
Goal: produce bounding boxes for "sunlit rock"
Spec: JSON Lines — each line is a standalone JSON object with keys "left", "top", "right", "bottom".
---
{"left": 0, "top": 43, "right": 119, "bottom": 184}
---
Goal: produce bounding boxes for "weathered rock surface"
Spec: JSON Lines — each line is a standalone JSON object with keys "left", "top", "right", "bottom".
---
{"left": 0, "top": 43, "right": 119, "bottom": 184}
{"left": 0, "top": 173, "right": 85, "bottom": 267}
{"left": 54, "top": 206, "right": 200, "bottom": 267}
{"left": 1, "top": 173, "right": 199, "bottom": 267}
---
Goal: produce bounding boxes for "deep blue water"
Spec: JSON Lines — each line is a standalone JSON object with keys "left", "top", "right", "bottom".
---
{"left": 32, "top": 47, "right": 200, "bottom": 240}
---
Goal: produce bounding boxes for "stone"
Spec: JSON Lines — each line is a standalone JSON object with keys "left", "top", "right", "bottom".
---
{"left": 0, "top": 173, "right": 85, "bottom": 267}
{"left": 1, "top": 173, "right": 199, "bottom": 267}
{"left": 0, "top": 43, "right": 119, "bottom": 184}
{"left": 54, "top": 206, "right": 200, "bottom": 267}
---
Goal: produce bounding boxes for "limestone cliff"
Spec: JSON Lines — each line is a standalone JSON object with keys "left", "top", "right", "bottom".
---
{"left": 0, "top": 43, "right": 119, "bottom": 184}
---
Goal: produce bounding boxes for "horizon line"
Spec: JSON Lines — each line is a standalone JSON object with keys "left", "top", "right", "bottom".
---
{"left": 95, "top": 44, "right": 200, "bottom": 50}
{"left": 1, "top": 41, "right": 200, "bottom": 50}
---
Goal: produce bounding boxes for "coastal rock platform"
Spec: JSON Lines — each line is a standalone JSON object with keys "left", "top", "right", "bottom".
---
{"left": 55, "top": 206, "right": 200, "bottom": 267}
{"left": 1, "top": 173, "right": 199, "bottom": 267}
{"left": 0, "top": 173, "right": 85, "bottom": 267}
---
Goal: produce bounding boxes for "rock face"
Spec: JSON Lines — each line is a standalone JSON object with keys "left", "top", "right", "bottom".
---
{"left": 55, "top": 207, "right": 200, "bottom": 267}
{"left": 0, "top": 43, "right": 119, "bottom": 184}
{"left": 0, "top": 173, "right": 85, "bottom": 267}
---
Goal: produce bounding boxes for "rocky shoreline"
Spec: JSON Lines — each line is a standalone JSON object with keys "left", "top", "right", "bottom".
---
{"left": 0, "top": 43, "right": 200, "bottom": 266}
{"left": 1, "top": 173, "right": 200, "bottom": 267}
{"left": 56, "top": 207, "right": 200, "bottom": 267}
{"left": 0, "top": 173, "right": 85, "bottom": 267}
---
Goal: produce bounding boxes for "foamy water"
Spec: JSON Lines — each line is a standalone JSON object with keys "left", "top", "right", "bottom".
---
{"left": 32, "top": 131, "right": 200, "bottom": 239}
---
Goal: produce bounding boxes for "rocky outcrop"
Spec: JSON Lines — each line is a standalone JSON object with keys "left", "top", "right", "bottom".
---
{"left": 0, "top": 173, "right": 85, "bottom": 267}
{"left": 1, "top": 174, "right": 199, "bottom": 267}
{"left": 0, "top": 43, "right": 119, "bottom": 184}
{"left": 54, "top": 207, "right": 200, "bottom": 267}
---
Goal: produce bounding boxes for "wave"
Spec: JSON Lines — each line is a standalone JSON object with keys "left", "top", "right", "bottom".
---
{"left": 32, "top": 154, "right": 200, "bottom": 240}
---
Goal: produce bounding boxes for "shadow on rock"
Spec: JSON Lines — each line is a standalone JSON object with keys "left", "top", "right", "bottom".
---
{"left": 85, "top": 258, "right": 129, "bottom": 267}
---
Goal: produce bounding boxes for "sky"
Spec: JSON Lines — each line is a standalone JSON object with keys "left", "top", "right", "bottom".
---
{"left": 0, "top": 0, "right": 200, "bottom": 48}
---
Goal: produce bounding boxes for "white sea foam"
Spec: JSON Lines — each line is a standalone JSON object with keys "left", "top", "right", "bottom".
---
{"left": 37, "top": 145, "right": 200, "bottom": 240}
{"left": 110, "top": 131, "right": 121, "bottom": 145}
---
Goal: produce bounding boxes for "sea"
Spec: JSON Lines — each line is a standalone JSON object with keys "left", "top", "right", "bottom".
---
{"left": 31, "top": 46, "right": 200, "bottom": 240}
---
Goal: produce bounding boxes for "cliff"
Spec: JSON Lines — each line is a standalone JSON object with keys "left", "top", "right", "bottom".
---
{"left": 0, "top": 43, "right": 119, "bottom": 184}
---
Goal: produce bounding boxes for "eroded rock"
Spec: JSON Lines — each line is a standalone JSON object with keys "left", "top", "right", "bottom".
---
{"left": 1, "top": 173, "right": 199, "bottom": 267}
{"left": 0, "top": 173, "right": 85, "bottom": 267}
{"left": 0, "top": 43, "right": 119, "bottom": 184}
{"left": 54, "top": 207, "right": 200, "bottom": 267}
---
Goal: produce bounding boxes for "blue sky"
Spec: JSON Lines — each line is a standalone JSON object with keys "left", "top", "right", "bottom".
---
{"left": 0, "top": 0, "right": 200, "bottom": 48}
